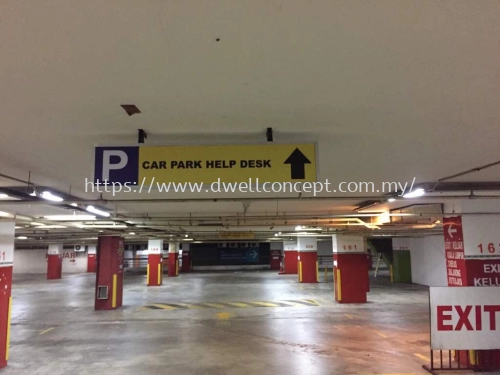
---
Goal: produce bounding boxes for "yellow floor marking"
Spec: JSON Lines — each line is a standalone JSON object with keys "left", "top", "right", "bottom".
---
{"left": 149, "top": 304, "right": 177, "bottom": 310}
{"left": 226, "top": 302, "right": 250, "bottom": 308}
{"left": 344, "top": 314, "right": 354, "bottom": 319}
{"left": 176, "top": 303, "right": 202, "bottom": 309}
{"left": 251, "top": 302, "right": 279, "bottom": 307}
{"left": 39, "top": 327, "right": 55, "bottom": 335}
{"left": 278, "top": 301, "right": 302, "bottom": 307}
{"left": 203, "top": 303, "right": 226, "bottom": 309}
{"left": 414, "top": 353, "right": 430, "bottom": 362}
{"left": 215, "top": 312, "right": 232, "bottom": 320}
{"left": 374, "top": 331, "right": 388, "bottom": 338}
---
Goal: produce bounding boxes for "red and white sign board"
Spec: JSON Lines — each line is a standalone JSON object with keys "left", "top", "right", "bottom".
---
{"left": 462, "top": 215, "right": 500, "bottom": 259}
{"left": 284, "top": 240, "right": 297, "bottom": 251}
{"left": 443, "top": 216, "right": 467, "bottom": 286}
{"left": 297, "top": 237, "right": 317, "bottom": 252}
{"left": 148, "top": 239, "right": 163, "bottom": 254}
{"left": 430, "top": 287, "right": 500, "bottom": 350}
{"left": 0, "top": 222, "right": 15, "bottom": 267}
{"left": 332, "top": 235, "right": 365, "bottom": 254}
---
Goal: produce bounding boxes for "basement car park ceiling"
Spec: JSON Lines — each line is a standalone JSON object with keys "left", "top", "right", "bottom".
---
{"left": 1, "top": 1, "right": 500, "bottom": 244}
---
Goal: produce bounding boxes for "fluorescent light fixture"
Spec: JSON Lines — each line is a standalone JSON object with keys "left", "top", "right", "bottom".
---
{"left": 0, "top": 211, "right": 14, "bottom": 218}
{"left": 86, "top": 206, "right": 111, "bottom": 217}
{"left": 16, "top": 236, "right": 28, "bottom": 240}
{"left": 295, "top": 225, "right": 303, "bottom": 231}
{"left": 184, "top": 234, "right": 189, "bottom": 237}
{"left": 70, "top": 203, "right": 78, "bottom": 207}
{"left": 403, "top": 188, "right": 426, "bottom": 198}
{"left": 183, "top": 238, "right": 193, "bottom": 241}
{"left": 125, "top": 220, "right": 134, "bottom": 224}
{"left": 79, "top": 224, "right": 127, "bottom": 229}
{"left": 0, "top": 194, "right": 9, "bottom": 199}
{"left": 31, "top": 222, "right": 45, "bottom": 226}
{"left": 41, "top": 191, "right": 64, "bottom": 202}
{"left": 388, "top": 198, "right": 396, "bottom": 202}
{"left": 15, "top": 226, "right": 21, "bottom": 229}
{"left": 44, "top": 215, "right": 96, "bottom": 221}
{"left": 129, "top": 232, "right": 136, "bottom": 235}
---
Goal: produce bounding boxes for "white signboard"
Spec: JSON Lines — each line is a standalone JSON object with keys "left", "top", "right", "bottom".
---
{"left": 48, "top": 244, "right": 62, "bottom": 255}
{"left": 392, "top": 238, "right": 411, "bottom": 251}
{"left": 148, "top": 239, "right": 163, "bottom": 254}
{"left": 284, "top": 240, "right": 298, "bottom": 251}
{"left": 297, "top": 237, "right": 317, "bottom": 251}
{"left": 462, "top": 215, "right": 500, "bottom": 259}
{"left": 0, "top": 222, "right": 15, "bottom": 267}
{"left": 332, "top": 235, "right": 365, "bottom": 254}
{"left": 430, "top": 287, "right": 500, "bottom": 350}
{"left": 88, "top": 245, "right": 97, "bottom": 255}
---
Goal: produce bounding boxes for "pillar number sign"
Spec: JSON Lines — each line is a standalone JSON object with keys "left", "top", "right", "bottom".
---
{"left": 297, "top": 237, "right": 317, "bottom": 251}
{"left": 461, "top": 215, "right": 500, "bottom": 259}
{"left": 0, "top": 222, "right": 15, "bottom": 267}
{"left": 148, "top": 239, "right": 163, "bottom": 254}
{"left": 284, "top": 241, "right": 298, "bottom": 251}
{"left": 332, "top": 235, "right": 365, "bottom": 253}
{"left": 430, "top": 287, "right": 500, "bottom": 350}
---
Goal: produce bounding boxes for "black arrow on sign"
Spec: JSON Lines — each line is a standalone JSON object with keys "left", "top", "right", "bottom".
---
{"left": 284, "top": 148, "right": 311, "bottom": 179}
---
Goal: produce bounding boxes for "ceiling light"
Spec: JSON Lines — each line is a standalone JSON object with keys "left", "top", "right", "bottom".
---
{"left": 295, "top": 225, "right": 303, "bottom": 231}
{"left": 434, "top": 220, "right": 441, "bottom": 224}
{"left": 70, "top": 203, "right": 78, "bottom": 207}
{"left": 125, "top": 220, "right": 134, "bottom": 224}
{"left": 403, "top": 188, "right": 426, "bottom": 198}
{"left": 79, "top": 224, "right": 127, "bottom": 229}
{"left": 86, "top": 206, "right": 111, "bottom": 217}
{"left": 388, "top": 198, "right": 396, "bottom": 202}
{"left": 0, "top": 194, "right": 9, "bottom": 199}
{"left": 129, "top": 232, "right": 136, "bottom": 235}
{"left": 40, "top": 191, "right": 64, "bottom": 202}
{"left": 38, "top": 225, "right": 67, "bottom": 229}
{"left": 44, "top": 215, "right": 96, "bottom": 221}
{"left": 31, "top": 222, "right": 45, "bottom": 226}
{"left": 185, "top": 234, "right": 189, "bottom": 237}
{"left": 183, "top": 238, "right": 193, "bottom": 241}
{"left": 278, "top": 232, "right": 281, "bottom": 235}
{"left": 0, "top": 211, "right": 14, "bottom": 218}
{"left": 16, "top": 236, "right": 28, "bottom": 240}
{"left": 15, "top": 226, "right": 21, "bottom": 229}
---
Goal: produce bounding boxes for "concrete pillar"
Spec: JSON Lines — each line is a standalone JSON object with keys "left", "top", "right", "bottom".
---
{"left": 297, "top": 237, "right": 318, "bottom": 283}
{"left": 147, "top": 239, "right": 163, "bottom": 286}
{"left": 270, "top": 242, "right": 282, "bottom": 271}
{"left": 0, "top": 222, "right": 14, "bottom": 369}
{"left": 443, "top": 201, "right": 500, "bottom": 370}
{"left": 391, "top": 238, "right": 412, "bottom": 283}
{"left": 181, "top": 243, "right": 191, "bottom": 272}
{"left": 168, "top": 242, "right": 179, "bottom": 277}
{"left": 47, "top": 244, "right": 63, "bottom": 280}
{"left": 283, "top": 240, "right": 298, "bottom": 274}
{"left": 87, "top": 245, "right": 96, "bottom": 273}
{"left": 95, "top": 236, "right": 124, "bottom": 310}
{"left": 332, "top": 235, "right": 369, "bottom": 303}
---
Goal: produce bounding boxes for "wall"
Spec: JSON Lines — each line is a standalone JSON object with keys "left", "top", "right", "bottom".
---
{"left": 409, "top": 236, "right": 447, "bottom": 287}
{"left": 13, "top": 249, "right": 88, "bottom": 274}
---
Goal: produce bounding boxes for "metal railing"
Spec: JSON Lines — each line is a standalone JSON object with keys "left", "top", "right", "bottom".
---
{"left": 422, "top": 350, "right": 476, "bottom": 374}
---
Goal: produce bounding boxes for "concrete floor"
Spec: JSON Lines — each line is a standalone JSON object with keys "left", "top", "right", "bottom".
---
{"left": 6, "top": 271, "right": 440, "bottom": 374}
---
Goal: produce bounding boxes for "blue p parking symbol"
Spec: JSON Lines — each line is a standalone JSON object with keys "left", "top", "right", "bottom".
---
{"left": 94, "top": 146, "right": 139, "bottom": 184}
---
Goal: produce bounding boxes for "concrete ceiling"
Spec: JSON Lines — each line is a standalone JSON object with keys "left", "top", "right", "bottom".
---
{"left": 1, "top": 1, "right": 500, "bottom": 243}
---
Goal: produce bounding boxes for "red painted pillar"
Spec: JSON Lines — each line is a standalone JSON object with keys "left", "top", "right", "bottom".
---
{"left": 0, "top": 222, "right": 15, "bottom": 369}
{"left": 270, "top": 242, "right": 282, "bottom": 270}
{"left": 283, "top": 240, "right": 298, "bottom": 274}
{"left": 87, "top": 246, "right": 96, "bottom": 273}
{"left": 297, "top": 237, "right": 318, "bottom": 283}
{"left": 95, "top": 236, "right": 124, "bottom": 311}
{"left": 147, "top": 239, "right": 163, "bottom": 286}
{"left": 47, "top": 244, "right": 62, "bottom": 280}
{"left": 181, "top": 243, "right": 191, "bottom": 272}
{"left": 443, "top": 215, "right": 500, "bottom": 370}
{"left": 168, "top": 242, "right": 179, "bottom": 277}
{"left": 332, "top": 235, "right": 369, "bottom": 303}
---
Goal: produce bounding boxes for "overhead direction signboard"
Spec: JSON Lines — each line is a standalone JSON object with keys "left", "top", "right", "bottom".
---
{"left": 94, "top": 143, "right": 317, "bottom": 185}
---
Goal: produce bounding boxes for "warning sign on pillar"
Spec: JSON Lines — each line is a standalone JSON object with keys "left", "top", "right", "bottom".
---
{"left": 443, "top": 216, "right": 467, "bottom": 287}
